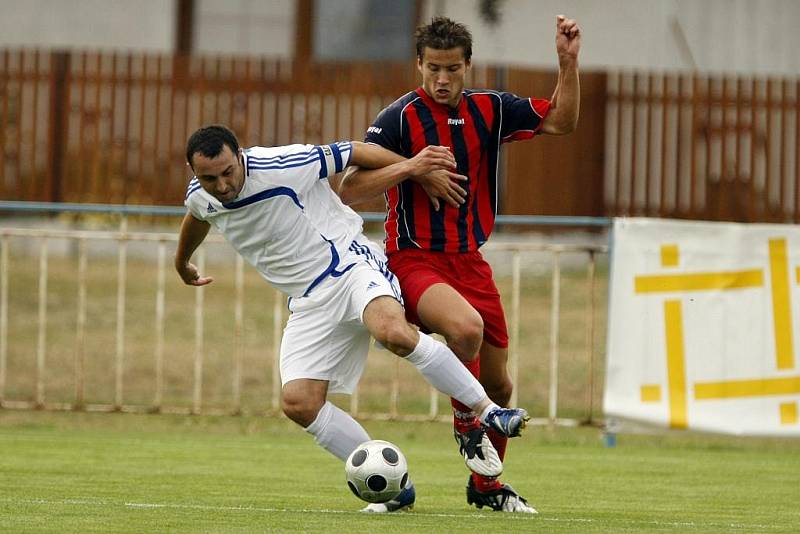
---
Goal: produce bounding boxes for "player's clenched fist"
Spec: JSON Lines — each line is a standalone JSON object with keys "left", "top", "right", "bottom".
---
{"left": 555, "top": 15, "right": 580, "bottom": 62}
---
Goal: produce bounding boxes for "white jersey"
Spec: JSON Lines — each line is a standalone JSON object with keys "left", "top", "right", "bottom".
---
{"left": 184, "top": 142, "right": 365, "bottom": 298}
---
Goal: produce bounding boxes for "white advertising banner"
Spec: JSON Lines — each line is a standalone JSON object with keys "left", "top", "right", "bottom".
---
{"left": 604, "top": 218, "right": 800, "bottom": 436}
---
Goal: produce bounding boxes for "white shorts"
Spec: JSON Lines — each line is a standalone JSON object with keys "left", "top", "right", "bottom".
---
{"left": 279, "top": 236, "right": 403, "bottom": 394}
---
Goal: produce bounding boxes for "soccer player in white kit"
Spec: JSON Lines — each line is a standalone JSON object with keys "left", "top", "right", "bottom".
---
{"left": 175, "top": 125, "right": 529, "bottom": 512}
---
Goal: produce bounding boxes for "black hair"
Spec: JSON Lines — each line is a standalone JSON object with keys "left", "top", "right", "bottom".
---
{"left": 415, "top": 16, "right": 473, "bottom": 62}
{"left": 185, "top": 124, "right": 240, "bottom": 169}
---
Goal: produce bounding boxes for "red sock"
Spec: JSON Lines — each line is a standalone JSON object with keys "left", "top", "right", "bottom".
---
{"left": 472, "top": 472, "right": 503, "bottom": 492}
{"left": 451, "top": 357, "right": 481, "bottom": 433}
{"left": 486, "top": 428, "right": 508, "bottom": 461}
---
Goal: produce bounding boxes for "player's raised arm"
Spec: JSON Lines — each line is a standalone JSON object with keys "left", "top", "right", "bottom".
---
{"left": 339, "top": 142, "right": 468, "bottom": 210}
{"left": 541, "top": 15, "right": 581, "bottom": 135}
{"left": 174, "top": 212, "right": 214, "bottom": 286}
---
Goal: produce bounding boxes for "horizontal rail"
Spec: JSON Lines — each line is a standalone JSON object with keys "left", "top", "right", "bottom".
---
{"left": 0, "top": 201, "right": 613, "bottom": 228}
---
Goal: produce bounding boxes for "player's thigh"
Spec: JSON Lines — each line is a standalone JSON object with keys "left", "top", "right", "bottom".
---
{"left": 416, "top": 283, "right": 484, "bottom": 342}
{"left": 280, "top": 309, "right": 371, "bottom": 395}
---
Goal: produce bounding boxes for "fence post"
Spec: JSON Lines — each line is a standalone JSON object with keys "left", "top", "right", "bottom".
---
{"left": 47, "top": 51, "right": 70, "bottom": 203}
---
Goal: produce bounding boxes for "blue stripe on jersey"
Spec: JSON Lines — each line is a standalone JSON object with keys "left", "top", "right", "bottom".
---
{"left": 413, "top": 99, "right": 446, "bottom": 252}
{"left": 185, "top": 183, "right": 202, "bottom": 199}
{"left": 247, "top": 148, "right": 317, "bottom": 164}
{"left": 302, "top": 237, "right": 356, "bottom": 297}
{"left": 247, "top": 153, "right": 319, "bottom": 172}
{"left": 315, "top": 145, "right": 328, "bottom": 178}
{"left": 222, "top": 186, "right": 303, "bottom": 210}
{"left": 330, "top": 143, "right": 343, "bottom": 173}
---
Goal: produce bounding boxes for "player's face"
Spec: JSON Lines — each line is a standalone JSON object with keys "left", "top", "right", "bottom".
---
{"left": 191, "top": 144, "right": 245, "bottom": 203}
{"left": 418, "top": 46, "right": 470, "bottom": 108}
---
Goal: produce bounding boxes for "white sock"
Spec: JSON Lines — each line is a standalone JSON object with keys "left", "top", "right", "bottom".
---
{"left": 479, "top": 402, "right": 502, "bottom": 425}
{"left": 404, "top": 332, "right": 487, "bottom": 409}
{"left": 304, "top": 401, "right": 371, "bottom": 461}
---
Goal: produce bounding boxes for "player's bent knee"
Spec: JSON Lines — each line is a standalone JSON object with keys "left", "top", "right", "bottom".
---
{"left": 281, "top": 394, "right": 323, "bottom": 427}
{"left": 448, "top": 317, "right": 484, "bottom": 361}
{"left": 484, "top": 379, "right": 513, "bottom": 407}
{"left": 376, "top": 322, "right": 418, "bottom": 357}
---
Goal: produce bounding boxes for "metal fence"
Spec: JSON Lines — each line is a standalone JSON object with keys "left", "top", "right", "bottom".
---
{"left": 0, "top": 201, "right": 609, "bottom": 425}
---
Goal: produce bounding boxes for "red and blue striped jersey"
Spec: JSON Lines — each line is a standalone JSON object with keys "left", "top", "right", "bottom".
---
{"left": 365, "top": 87, "right": 550, "bottom": 254}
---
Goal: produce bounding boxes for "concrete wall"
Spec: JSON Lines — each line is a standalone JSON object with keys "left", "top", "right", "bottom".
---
{"left": 0, "top": 0, "right": 796, "bottom": 75}
{"left": 0, "top": 0, "right": 174, "bottom": 52}
{"left": 425, "top": 0, "right": 800, "bottom": 76}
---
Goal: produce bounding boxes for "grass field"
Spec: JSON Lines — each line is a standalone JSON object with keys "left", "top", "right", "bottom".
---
{"left": 1, "top": 410, "right": 798, "bottom": 533}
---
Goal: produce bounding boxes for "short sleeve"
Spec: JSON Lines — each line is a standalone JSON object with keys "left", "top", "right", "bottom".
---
{"left": 364, "top": 105, "right": 404, "bottom": 154}
{"left": 247, "top": 143, "right": 353, "bottom": 196}
{"left": 499, "top": 93, "right": 550, "bottom": 143}
{"left": 184, "top": 178, "right": 207, "bottom": 220}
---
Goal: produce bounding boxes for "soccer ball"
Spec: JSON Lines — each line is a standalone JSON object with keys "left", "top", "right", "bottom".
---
{"left": 345, "top": 439, "right": 409, "bottom": 503}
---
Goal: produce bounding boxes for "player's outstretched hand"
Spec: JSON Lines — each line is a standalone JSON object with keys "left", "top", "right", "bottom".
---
{"left": 555, "top": 14, "right": 580, "bottom": 63}
{"left": 176, "top": 262, "right": 214, "bottom": 286}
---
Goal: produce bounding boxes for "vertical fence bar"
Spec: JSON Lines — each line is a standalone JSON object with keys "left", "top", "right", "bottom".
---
{"left": 750, "top": 78, "right": 758, "bottom": 220}
{"left": 0, "top": 236, "right": 8, "bottom": 404}
{"left": 548, "top": 251, "right": 562, "bottom": 426}
{"left": 390, "top": 357, "right": 399, "bottom": 419}
{"left": 74, "top": 238, "right": 87, "bottom": 408}
{"left": 509, "top": 251, "right": 521, "bottom": 408}
{"left": 233, "top": 254, "right": 244, "bottom": 414}
{"left": 14, "top": 51, "right": 24, "bottom": 199}
{"left": 114, "top": 218, "right": 127, "bottom": 410}
{"left": 630, "top": 72, "right": 639, "bottom": 214}
{"left": 153, "top": 240, "right": 166, "bottom": 411}
{"left": 428, "top": 384, "right": 439, "bottom": 419}
{"left": 30, "top": 51, "right": 40, "bottom": 198}
{"left": 0, "top": 51, "right": 7, "bottom": 191}
{"left": 735, "top": 77, "right": 744, "bottom": 219}
{"left": 584, "top": 251, "right": 597, "bottom": 424}
{"left": 690, "top": 75, "right": 699, "bottom": 216}
{"left": 661, "top": 74, "right": 670, "bottom": 214}
{"left": 765, "top": 79, "right": 773, "bottom": 216}
{"left": 192, "top": 247, "right": 205, "bottom": 414}
{"left": 36, "top": 239, "right": 48, "bottom": 407}
{"left": 615, "top": 71, "right": 624, "bottom": 214}
{"left": 644, "top": 73, "right": 653, "bottom": 214}
{"left": 796, "top": 79, "right": 800, "bottom": 223}
{"left": 780, "top": 80, "right": 788, "bottom": 219}
{"left": 675, "top": 75, "right": 684, "bottom": 214}
{"left": 271, "top": 288, "right": 282, "bottom": 412}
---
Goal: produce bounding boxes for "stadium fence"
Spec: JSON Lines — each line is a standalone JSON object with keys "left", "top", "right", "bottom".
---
{"left": 0, "top": 201, "right": 609, "bottom": 426}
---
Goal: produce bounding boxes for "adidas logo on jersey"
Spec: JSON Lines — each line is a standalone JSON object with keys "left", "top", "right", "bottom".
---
{"left": 207, "top": 203, "right": 217, "bottom": 213}
{"left": 366, "top": 281, "right": 379, "bottom": 290}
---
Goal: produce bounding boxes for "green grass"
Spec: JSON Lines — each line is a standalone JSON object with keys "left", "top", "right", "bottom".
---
{"left": 1, "top": 411, "right": 798, "bottom": 533}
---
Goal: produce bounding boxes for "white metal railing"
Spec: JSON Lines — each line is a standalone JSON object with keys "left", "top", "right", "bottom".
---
{"left": 0, "top": 222, "right": 608, "bottom": 425}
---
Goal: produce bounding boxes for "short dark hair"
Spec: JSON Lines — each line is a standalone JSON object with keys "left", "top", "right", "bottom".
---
{"left": 185, "top": 124, "right": 240, "bottom": 169}
{"left": 415, "top": 16, "right": 473, "bottom": 62}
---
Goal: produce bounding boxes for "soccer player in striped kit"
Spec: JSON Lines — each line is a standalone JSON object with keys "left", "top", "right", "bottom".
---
{"left": 340, "top": 15, "right": 581, "bottom": 513}
{"left": 175, "top": 125, "right": 531, "bottom": 512}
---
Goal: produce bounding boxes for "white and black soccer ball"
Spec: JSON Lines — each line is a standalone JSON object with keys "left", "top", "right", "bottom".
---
{"left": 345, "top": 439, "right": 409, "bottom": 503}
